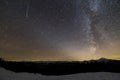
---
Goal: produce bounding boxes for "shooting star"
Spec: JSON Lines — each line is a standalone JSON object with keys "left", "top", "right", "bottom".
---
{"left": 25, "top": 1, "right": 30, "bottom": 18}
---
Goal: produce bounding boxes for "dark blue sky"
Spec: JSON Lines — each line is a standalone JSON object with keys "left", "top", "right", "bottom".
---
{"left": 0, "top": 0, "right": 120, "bottom": 61}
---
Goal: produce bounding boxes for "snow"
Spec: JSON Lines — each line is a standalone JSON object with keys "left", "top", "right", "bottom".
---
{"left": 0, "top": 67, "right": 120, "bottom": 80}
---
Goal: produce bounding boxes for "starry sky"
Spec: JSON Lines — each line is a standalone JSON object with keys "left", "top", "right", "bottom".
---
{"left": 0, "top": 0, "right": 120, "bottom": 61}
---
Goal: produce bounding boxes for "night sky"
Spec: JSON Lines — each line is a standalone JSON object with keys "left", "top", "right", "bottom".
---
{"left": 0, "top": 0, "right": 120, "bottom": 61}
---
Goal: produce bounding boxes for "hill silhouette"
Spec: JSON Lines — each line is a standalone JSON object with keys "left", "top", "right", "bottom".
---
{"left": 0, "top": 58, "right": 120, "bottom": 75}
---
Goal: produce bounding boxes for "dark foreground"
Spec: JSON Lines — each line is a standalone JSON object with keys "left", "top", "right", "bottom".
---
{"left": 0, "top": 58, "right": 120, "bottom": 75}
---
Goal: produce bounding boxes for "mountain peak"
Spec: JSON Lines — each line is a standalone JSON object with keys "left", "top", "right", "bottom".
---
{"left": 97, "top": 58, "right": 109, "bottom": 63}
{"left": 99, "top": 57, "right": 107, "bottom": 60}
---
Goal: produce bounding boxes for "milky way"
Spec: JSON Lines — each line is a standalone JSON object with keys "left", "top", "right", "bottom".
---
{"left": 0, "top": 0, "right": 120, "bottom": 61}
